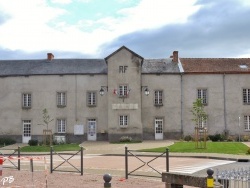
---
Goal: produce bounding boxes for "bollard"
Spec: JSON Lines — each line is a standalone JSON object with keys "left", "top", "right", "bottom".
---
{"left": 103, "top": 174, "right": 112, "bottom": 188}
{"left": 207, "top": 168, "right": 214, "bottom": 188}
{"left": 0, "top": 157, "right": 3, "bottom": 176}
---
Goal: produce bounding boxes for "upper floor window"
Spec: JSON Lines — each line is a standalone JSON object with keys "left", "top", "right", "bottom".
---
{"left": 244, "top": 115, "right": 250, "bottom": 131}
{"left": 22, "top": 93, "right": 31, "bottom": 108}
{"left": 87, "top": 91, "right": 96, "bottom": 106}
{"left": 119, "top": 115, "right": 128, "bottom": 127}
{"left": 57, "top": 92, "right": 66, "bottom": 107}
{"left": 197, "top": 89, "right": 207, "bottom": 105}
{"left": 154, "top": 90, "right": 163, "bottom": 106}
{"left": 119, "top": 85, "right": 129, "bottom": 97}
{"left": 243, "top": 89, "right": 250, "bottom": 104}
{"left": 57, "top": 119, "right": 66, "bottom": 133}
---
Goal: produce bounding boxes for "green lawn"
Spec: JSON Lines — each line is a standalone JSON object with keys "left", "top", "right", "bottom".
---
{"left": 140, "top": 142, "right": 249, "bottom": 155}
{"left": 20, "top": 144, "right": 81, "bottom": 152}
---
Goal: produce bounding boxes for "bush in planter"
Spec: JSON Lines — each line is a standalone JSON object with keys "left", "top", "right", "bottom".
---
{"left": 120, "top": 136, "right": 132, "bottom": 142}
{"left": 28, "top": 139, "right": 38, "bottom": 146}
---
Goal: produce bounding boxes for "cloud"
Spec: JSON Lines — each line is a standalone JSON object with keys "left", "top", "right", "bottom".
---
{"left": 101, "top": 0, "right": 250, "bottom": 58}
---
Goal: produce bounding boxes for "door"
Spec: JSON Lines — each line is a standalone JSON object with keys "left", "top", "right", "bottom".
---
{"left": 87, "top": 119, "right": 97, "bottom": 141}
{"left": 155, "top": 118, "right": 163, "bottom": 140}
{"left": 22, "top": 120, "right": 31, "bottom": 143}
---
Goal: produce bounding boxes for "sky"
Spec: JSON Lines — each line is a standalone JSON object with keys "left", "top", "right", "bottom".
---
{"left": 0, "top": 0, "right": 250, "bottom": 60}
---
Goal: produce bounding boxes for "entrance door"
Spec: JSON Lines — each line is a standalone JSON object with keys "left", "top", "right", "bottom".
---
{"left": 87, "top": 119, "right": 96, "bottom": 141}
{"left": 155, "top": 118, "right": 163, "bottom": 140}
{"left": 23, "top": 120, "right": 31, "bottom": 143}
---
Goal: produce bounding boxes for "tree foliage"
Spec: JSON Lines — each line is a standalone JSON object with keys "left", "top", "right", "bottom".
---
{"left": 190, "top": 98, "right": 207, "bottom": 127}
{"left": 39, "top": 108, "right": 54, "bottom": 130}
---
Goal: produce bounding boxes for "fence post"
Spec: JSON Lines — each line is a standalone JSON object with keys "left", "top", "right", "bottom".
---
{"left": 81, "top": 146, "right": 83, "bottom": 176}
{"left": 0, "top": 157, "right": 3, "bottom": 176}
{"left": 125, "top": 146, "right": 128, "bottom": 179}
{"left": 166, "top": 148, "right": 169, "bottom": 172}
{"left": 206, "top": 168, "right": 214, "bottom": 188}
{"left": 18, "top": 146, "right": 20, "bottom": 170}
{"left": 50, "top": 146, "right": 53, "bottom": 173}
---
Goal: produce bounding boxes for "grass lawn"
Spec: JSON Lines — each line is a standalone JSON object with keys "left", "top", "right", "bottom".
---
{"left": 20, "top": 144, "right": 81, "bottom": 152}
{"left": 140, "top": 142, "right": 249, "bottom": 155}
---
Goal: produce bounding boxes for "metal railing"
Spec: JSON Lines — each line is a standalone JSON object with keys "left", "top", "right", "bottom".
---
{"left": 0, "top": 146, "right": 20, "bottom": 170}
{"left": 125, "top": 146, "right": 169, "bottom": 179}
{"left": 215, "top": 168, "right": 250, "bottom": 188}
{"left": 50, "top": 146, "right": 83, "bottom": 175}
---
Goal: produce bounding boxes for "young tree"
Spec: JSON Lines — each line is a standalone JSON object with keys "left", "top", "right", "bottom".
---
{"left": 190, "top": 98, "right": 208, "bottom": 148}
{"left": 38, "top": 108, "right": 54, "bottom": 145}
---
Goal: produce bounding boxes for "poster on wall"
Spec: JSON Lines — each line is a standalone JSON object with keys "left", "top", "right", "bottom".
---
{"left": 74, "top": 124, "right": 84, "bottom": 135}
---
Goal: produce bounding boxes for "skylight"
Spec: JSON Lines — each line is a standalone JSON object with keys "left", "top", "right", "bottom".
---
{"left": 239, "top": 65, "right": 248, "bottom": 69}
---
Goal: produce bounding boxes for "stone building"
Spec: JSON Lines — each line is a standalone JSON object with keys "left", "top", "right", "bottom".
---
{"left": 0, "top": 46, "right": 250, "bottom": 143}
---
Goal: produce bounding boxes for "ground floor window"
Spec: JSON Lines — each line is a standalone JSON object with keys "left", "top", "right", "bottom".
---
{"left": 57, "top": 119, "right": 66, "bottom": 133}
{"left": 244, "top": 115, "right": 250, "bottom": 130}
{"left": 119, "top": 115, "right": 128, "bottom": 127}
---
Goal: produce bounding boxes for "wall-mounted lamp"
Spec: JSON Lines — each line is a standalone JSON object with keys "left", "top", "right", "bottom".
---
{"left": 99, "top": 86, "right": 108, "bottom": 96}
{"left": 141, "top": 86, "right": 149, "bottom": 96}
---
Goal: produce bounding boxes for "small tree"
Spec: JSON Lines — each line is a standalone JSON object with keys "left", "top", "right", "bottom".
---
{"left": 190, "top": 98, "right": 208, "bottom": 148}
{"left": 39, "top": 108, "right": 54, "bottom": 145}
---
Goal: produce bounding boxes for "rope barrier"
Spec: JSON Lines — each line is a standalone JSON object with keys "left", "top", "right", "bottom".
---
{"left": 1, "top": 156, "right": 45, "bottom": 161}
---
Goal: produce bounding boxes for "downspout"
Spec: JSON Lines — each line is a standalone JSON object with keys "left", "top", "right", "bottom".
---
{"left": 178, "top": 59, "right": 184, "bottom": 137}
{"left": 223, "top": 73, "right": 227, "bottom": 136}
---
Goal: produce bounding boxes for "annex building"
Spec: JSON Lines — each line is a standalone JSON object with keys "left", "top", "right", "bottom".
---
{"left": 0, "top": 46, "right": 250, "bottom": 143}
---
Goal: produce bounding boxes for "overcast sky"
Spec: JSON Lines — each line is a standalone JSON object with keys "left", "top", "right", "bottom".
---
{"left": 0, "top": 0, "right": 250, "bottom": 60}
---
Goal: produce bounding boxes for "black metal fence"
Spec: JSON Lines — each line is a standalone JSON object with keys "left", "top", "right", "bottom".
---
{"left": 0, "top": 146, "right": 20, "bottom": 170}
{"left": 50, "top": 146, "right": 83, "bottom": 175}
{"left": 125, "top": 146, "right": 169, "bottom": 179}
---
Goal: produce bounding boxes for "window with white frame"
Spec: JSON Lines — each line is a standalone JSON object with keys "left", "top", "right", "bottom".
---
{"left": 198, "top": 116, "right": 207, "bottom": 129}
{"left": 119, "top": 85, "right": 128, "bottom": 97}
{"left": 243, "top": 89, "right": 250, "bottom": 104}
{"left": 57, "top": 119, "right": 66, "bottom": 133}
{"left": 57, "top": 92, "right": 66, "bottom": 107}
{"left": 87, "top": 91, "right": 96, "bottom": 106}
{"left": 244, "top": 115, "right": 250, "bottom": 130}
{"left": 119, "top": 115, "right": 128, "bottom": 127}
{"left": 197, "top": 89, "right": 208, "bottom": 105}
{"left": 22, "top": 93, "right": 31, "bottom": 108}
{"left": 154, "top": 90, "right": 163, "bottom": 106}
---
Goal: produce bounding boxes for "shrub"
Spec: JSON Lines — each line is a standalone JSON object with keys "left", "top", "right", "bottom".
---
{"left": 227, "top": 135, "right": 235, "bottom": 142}
{"left": 208, "top": 134, "right": 225, "bottom": 142}
{"left": 119, "top": 136, "right": 132, "bottom": 142}
{"left": 28, "top": 139, "right": 38, "bottom": 146}
{"left": 184, "top": 135, "right": 193, "bottom": 141}
{"left": 243, "top": 135, "right": 249, "bottom": 142}
{"left": 0, "top": 137, "right": 16, "bottom": 146}
{"left": 247, "top": 148, "right": 250, "bottom": 154}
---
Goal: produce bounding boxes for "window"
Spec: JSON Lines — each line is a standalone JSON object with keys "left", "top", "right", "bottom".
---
{"left": 155, "top": 118, "right": 163, "bottom": 133}
{"left": 57, "top": 92, "right": 66, "bottom": 107}
{"left": 57, "top": 119, "right": 66, "bottom": 133}
{"left": 244, "top": 116, "right": 250, "bottom": 130}
{"left": 119, "top": 85, "right": 128, "bottom": 97}
{"left": 197, "top": 89, "right": 207, "bottom": 105}
{"left": 119, "top": 115, "right": 128, "bottom": 127}
{"left": 198, "top": 116, "right": 207, "bottom": 129}
{"left": 243, "top": 89, "right": 250, "bottom": 104}
{"left": 22, "top": 93, "right": 31, "bottom": 108}
{"left": 154, "top": 90, "right": 163, "bottom": 106}
{"left": 87, "top": 91, "right": 96, "bottom": 106}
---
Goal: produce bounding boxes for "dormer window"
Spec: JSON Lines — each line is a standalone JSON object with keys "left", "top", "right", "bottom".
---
{"left": 239, "top": 65, "right": 248, "bottom": 69}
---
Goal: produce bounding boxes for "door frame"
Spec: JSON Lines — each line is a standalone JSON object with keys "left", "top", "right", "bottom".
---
{"left": 87, "top": 119, "right": 97, "bottom": 141}
{"left": 155, "top": 118, "right": 163, "bottom": 140}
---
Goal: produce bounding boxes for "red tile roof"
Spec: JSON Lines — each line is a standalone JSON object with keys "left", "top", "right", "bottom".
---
{"left": 180, "top": 58, "right": 250, "bottom": 74}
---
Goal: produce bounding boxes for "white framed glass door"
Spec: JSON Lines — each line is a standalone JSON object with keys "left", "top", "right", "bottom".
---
{"left": 23, "top": 120, "right": 31, "bottom": 143}
{"left": 87, "top": 119, "right": 96, "bottom": 141}
{"left": 155, "top": 118, "right": 163, "bottom": 140}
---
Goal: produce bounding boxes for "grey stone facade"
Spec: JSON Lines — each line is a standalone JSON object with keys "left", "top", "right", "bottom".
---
{"left": 0, "top": 46, "right": 250, "bottom": 143}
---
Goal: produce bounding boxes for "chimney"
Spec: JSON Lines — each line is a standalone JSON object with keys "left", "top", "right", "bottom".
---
{"left": 47, "top": 53, "right": 54, "bottom": 60}
{"left": 172, "top": 51, "right": 178, "bottom": 63}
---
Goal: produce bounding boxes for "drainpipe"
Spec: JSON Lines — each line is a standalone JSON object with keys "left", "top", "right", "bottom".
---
{"left": 223, "top": 73, "right": 228, "bottom": 136}
{"left": 181, "top": 73, "right": 183, "bottom": 137}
